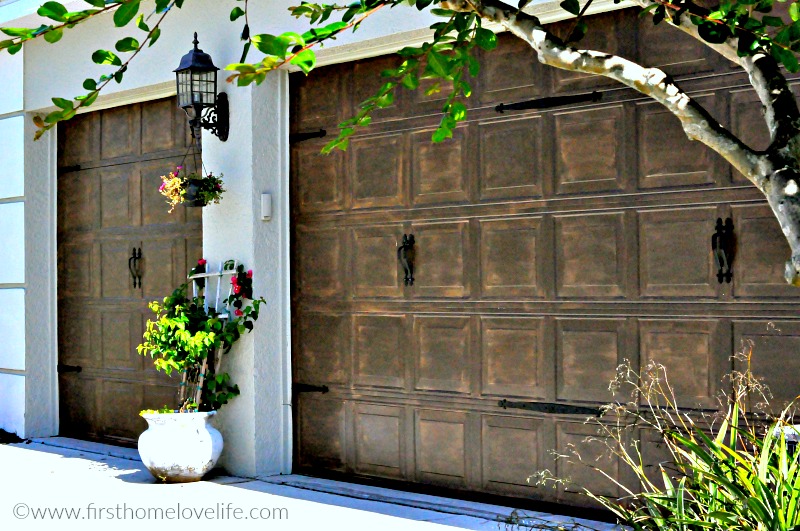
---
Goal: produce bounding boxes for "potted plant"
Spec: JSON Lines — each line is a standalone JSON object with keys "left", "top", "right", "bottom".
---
{"left": 159, "top": 166, "right": 225, "bottom": 212}
{"left": 136, "top": 259, "right": 263, "bottom": 482}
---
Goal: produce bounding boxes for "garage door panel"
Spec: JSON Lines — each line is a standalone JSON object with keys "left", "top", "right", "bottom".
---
{"left": 101, "top": 241, "right": 138, "bottom": 299}
{"left": 638, "top": 96, "right": 718, "bottom": 189}
{"left": 415, "top": 409, "right": 468, "bottom": 488}
{"left": 61, "top": 113, "right": 100, "bottom": 167}
{"left": 101, "top": 311, "right": 142, "bottom": 371}
{"left": 481, "top": 415, "right": 544, "bottom": 495}
{"left": 557, "top": 319, "right": 626, "bottom": 403}
{"left": 353, "top": 226, "right": 403, "bottom": 298}
{"left": 60, "top": 170, "right": 99, "bottom": 232}
{"left": 412, "top": 128, "right": 469, "bottom": 205}
{"left": 298, "top": 228, "right": 345, "bottom": 298}
{"left": 354, "top": 315, "right": 406, "bottom": 389}
{"left": 353, "top": 55, "right": 405, "bottom": 120}
{"left": 141, "top": 97, "right": 184, "bottom": 155}
{"left": 414, "top": 316, "right": 472, "bottom": 394}
{"left": 100, "top": 166, "right": 136, "bottom": 228}
{"left": 639, "top": 208, "right": 718, "bottom": 297}
{"left": 293, "top": 63, "right": 345, "bottom": 129}
{"left": 411, "top": 221, "right": 470, "bottom": 298}
{"left": 479, "top": 117, "right": 544, "bottom": 200}
{"left": 555, "top": 106, "right": 626, "bottom": 195}
{"left": 354, "top": 403, "right": 406, "bottom": 479}
{"left": 732, "top": 205, "right": 799, "bottom": 298}
{"left": 556, "top": 213, "right": 626, "bottom": 298}
{"left": 477, "top": 32, "right": 541, "bottom": 105}
{"left": 59, "top": 376, "right": 99, "bottom": 439}
{"left": 350, "top": 134, "right": 405, "bottom": 209}
{"left": 557, "top": 421, "right": 621, "bottom": 499}
{"left": 294, "top": 143, "right": 344, "bottom": 213}
{"left": 298, "top": 396, "right": 347, "bottom": 471}
{"left": 101, "top": 380, "right": 146, "bottom": 441}
{"left": 101, "top": 104, "right": 141, "bottom": 161}
{"left": 141, "top": 239, "right": 180, "bottom": 299}
{"left": 640, "top": 319, "right": 722, "bottom": 409}
{"left": 481, "top": 317, "right": 549, "bottom": 400}
{"left": 298, "top": 312, "right": 350, "bottom": 385}
{"left": 637, "top": 14, "right": 715, "bottom": 77}
{"left": 480, "top": 217, "right": 543, "bottom": 298}
{"left": 734, "top": 321, "right": 800, "bottom": 410}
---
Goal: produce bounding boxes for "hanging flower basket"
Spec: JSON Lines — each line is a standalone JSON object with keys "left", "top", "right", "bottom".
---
{"left": 159, "top": 166, "right": 225, "bottom": 212}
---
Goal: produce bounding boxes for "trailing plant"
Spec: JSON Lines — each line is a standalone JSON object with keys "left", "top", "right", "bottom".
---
{"left": 536, "top": 353, "right": 800, "bottom": 531}
{"left": 159, "top": 165, "right": 225, "bottom": 212}
{"left": 137, "top": 259, "right": 264, "bottom": 412}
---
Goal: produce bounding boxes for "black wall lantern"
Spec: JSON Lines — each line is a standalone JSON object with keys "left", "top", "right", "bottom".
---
{"left": 175, "top": 33, "right": 229, "bottom": 142}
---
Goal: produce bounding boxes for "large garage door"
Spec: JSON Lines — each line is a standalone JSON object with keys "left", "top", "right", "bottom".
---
{"left": 57, "top": 97, "right": 203, "bottom": 445}
{"left": 291, "top": 9, "right": 800, "bottom": 505}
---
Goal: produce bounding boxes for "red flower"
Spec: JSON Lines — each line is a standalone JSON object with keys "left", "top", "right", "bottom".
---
{"left": 233, "top": 285, "right": 241, "bottom": 294}
{"left": 234, "top": 309, "right": 243, "bottom": 317}
{"left": 197, "top": 258, "right": 207, "bottom": 266}
{"left": 231, "top": 276, "right": 238, "bottom": 285}
{"left": 247, "top": 269, "right": 253, "bottom": 278}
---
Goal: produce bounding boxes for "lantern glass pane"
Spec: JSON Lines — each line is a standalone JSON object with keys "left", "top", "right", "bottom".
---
{"left": 176, "top": 70, "right": 193, "bottom": 109}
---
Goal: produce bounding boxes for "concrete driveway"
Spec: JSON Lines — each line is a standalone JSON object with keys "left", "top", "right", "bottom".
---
{"left": 0, "top": 438, "right": 615, "bottom": 531}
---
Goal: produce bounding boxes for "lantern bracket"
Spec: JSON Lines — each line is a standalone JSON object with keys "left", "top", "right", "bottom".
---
{"left": 188, "top": 93, "right": 229, "bottom": 142}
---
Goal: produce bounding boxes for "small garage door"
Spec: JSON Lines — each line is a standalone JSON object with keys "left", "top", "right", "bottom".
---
{"left": 290, "top": 10, "right": 800, "bottom": 505}
{"left": 57, "top": 97, "right": 202, "bottom": 445}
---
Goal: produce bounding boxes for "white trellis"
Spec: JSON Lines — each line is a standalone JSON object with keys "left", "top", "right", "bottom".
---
{"left": 178, "top": 260, "right": 238, "bottom": 408}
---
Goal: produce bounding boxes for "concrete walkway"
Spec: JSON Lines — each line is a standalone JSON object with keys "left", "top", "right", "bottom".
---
{"left": 0, "top": 438, "right": 617, "bottom": 531}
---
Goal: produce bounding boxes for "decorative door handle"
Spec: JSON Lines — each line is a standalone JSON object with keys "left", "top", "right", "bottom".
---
{"left": 397, "top": 234, "right": 415, "bottom": 286}
{"left": 128, "top": 247, "right": 142, "bottom": 288}
{"left": 712, "top": 218, "right": 734, "bottom": 284}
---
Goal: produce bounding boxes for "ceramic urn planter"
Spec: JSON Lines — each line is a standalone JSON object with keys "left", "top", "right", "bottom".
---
{"left": 138, "top": 411, "right": 223, "bottom": 483}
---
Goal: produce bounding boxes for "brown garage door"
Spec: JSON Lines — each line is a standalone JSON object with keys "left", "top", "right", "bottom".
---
{"left": 57, "top": 97, "right": 203, "bottom": 445}
{"left": 290, "top": 9, "right": 800, "bottom": 505}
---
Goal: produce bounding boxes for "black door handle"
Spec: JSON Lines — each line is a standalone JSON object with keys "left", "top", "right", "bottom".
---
{"left": 397, "top": 234, "right": 415, "bottom": 286}
{"left": 128, "top": 247, "right": 142, "bottom": 288}
{"left": 711, "top": 218, "right": 734, "bottom": 284}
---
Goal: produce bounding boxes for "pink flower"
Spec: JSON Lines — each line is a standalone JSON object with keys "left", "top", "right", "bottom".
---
{"left": 233, "top": 285, "right": 241, "bottom": 294}
{"left": 247, "top": 270, "right": 253, "bottom": 278}
{"left": 234, "top": 309, "right": 243, "bottom": 317}
{"left": 231, "top": 276, "right": 238, "bottom": 285}
{"left": 159, "top": 182, "right": 166, "bottom": 192}
{"left": 197, "top": 258, "right": 206, "bottom": 266}
{"left": 177, "top": 165, "right": 183, "bottom": 170}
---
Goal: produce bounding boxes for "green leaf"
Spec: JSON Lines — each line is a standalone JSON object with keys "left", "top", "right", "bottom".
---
{"left": 135, "top": 14, "right": 149, "bottom": 32}
{"left": 52, "top": 97, "right": 73, "bottom": 110}
{"left": 230, "top": 7, "right": 245, "bottom": 21}
{"left": 113, "top": 0, "right": 141, "bottom": 28}
{"left": 697, "top": 21, "right": 732, "bottom": 43}
{"left": 450, "top": 101, "right": 467, "bottom": 121}
{"left": 475, "top": 27, "right": 497, "bottom": 51}
{"left": 7, "top": 43, "right": 22, "bottom": 55}
{"left": 148, "top": 27, "right": 161, "bottom": 47}
{"left": 290, "top": 49, "right": 316, "bottom": 74}
{"left": 83, "top": 78, "right": 97, "bottom": 91}
{"left": 401, "top": 72, "right": 419, "bottom": 90}
{"left": 430, "top": 8, "right": 455, "bottom": 16}
{"left": 115, "top": 37, "right": 139, "bottom": 52}
{"left": 1, "top": 28, "right": 33, "bottom": 38}
{"left": 560, "top": 0, "right": 581, "bottom": 16}
{"left": 426, "top": 51, "right": 451, "bottom": 78}
{"left": 37, "top": 2, "right": 68, "bottom": 22}
{"left": 43, "top": 27, "right": 63, "bottom": 44}
{"left": 792, "top": 3, "right": 800, "bottom": 22}
{"left": 83, "top": 0, "right": 105, "bottom": 6}
{"left": 773, "top": 44, "right": 800, "bottom": 72}
{"left": 763, "top": 15, "right": 784, "bottom": 26}
{"left": 92, "top": 49, "right": 122, "bottom": 66}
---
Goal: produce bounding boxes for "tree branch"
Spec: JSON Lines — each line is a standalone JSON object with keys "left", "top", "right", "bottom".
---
{"left": 444, "top": 0, "right": 764, "bottom": 186}
{"left": 629, "top": 0, "right": 800, "bottom": 153}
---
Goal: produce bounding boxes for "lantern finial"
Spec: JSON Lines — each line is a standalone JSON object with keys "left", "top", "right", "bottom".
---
{"left": 193, "top": 32, "right": 199, "bottom": 50}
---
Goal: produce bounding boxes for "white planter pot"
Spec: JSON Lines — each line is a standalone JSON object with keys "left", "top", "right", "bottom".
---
{"left": 138, "top": 411, "right": 223, "bottom": 483}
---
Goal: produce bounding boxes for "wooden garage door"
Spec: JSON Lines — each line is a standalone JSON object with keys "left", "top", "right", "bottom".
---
{"left": 291, "top": 9, "right": 800, "bottom": 505}
{"left": 57, "top": 97, "right": 203, "bottom": 445}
